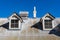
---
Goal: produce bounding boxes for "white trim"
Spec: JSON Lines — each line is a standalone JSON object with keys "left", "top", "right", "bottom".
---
{"left": 9, "top": 18, "right": 21, "bottom": 30}
{"left": 42, "top": 17, "right": 53, "bottom": 30}
{"left": 9, "top": 13, "right": 20, "bottom": 20}
{"left": 43, "top": 20, "right": 45, "bottom": 30}
{"left": 19, "top": 20, "right": 21, "bottom": 29}
{"left": 43, "top": 19, "right": 53, "bottom": 30}
{"left": 9, "top": 19, "right": 11, "bottom": 29}
{"left": 42, "top": 13, "right": 55, "bottom": 30}
{"left": 9, "top": 13, "right": 22, "bottom": 30}
{"left": 42, "top": 13, "right": 55, "bottom": 20}
{"left": 9, "top": 19, "right": 20, "bottom": 29}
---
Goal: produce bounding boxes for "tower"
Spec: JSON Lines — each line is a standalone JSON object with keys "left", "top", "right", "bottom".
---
{"left": 33, "top": 6, "right": 37, "bottom": 18}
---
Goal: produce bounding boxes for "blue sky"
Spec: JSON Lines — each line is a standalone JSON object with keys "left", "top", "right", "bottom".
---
{"left": 0, "top": 0, "right": 60, "bottom": 18}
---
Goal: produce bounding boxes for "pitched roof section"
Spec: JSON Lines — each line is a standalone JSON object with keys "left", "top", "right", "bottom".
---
{"left": 8, "top": 12, "right": 23, "bottom": 22}
{"left": 42, "top": 12, "right": 55, "bottom": 20}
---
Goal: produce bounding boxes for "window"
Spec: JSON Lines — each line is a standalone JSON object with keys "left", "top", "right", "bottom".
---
{"left": 11, "top": 20, "right": 18, "bottom": 28}
{"left": 44, "top": 20, "right": 52, "bottom": 29}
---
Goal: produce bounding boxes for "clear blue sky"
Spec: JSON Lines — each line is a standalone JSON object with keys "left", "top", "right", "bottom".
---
{"left": 0, "top": 0, "right": 60, "bottom": 18}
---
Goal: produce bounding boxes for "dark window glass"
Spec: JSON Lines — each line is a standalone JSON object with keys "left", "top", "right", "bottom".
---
{"left": 11, "top": 20, "right": 18, "bottom": 28}
{"left": 45, "top": 20, "right": 52, "bottom": 29}
{"left": 11, "top": 20, "right": 14, "bottom": 23}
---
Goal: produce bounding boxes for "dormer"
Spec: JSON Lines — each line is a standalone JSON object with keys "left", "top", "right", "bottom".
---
{"left": 41, "top": 13, "right": 55, "bottom": 30}
{"left": 8, "top": 12, "right": 23, "bottom": 30}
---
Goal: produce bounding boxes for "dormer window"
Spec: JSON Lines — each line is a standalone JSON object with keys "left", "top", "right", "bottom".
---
{"left": 11, "top": 20, "right": 18, "bottom": 28}
{"left": 45, "top": 20, "right": 52, "bottom": 29}
{"left": 41, "top": 13, "right": 55, "bottom": 30}
{"left": 8, "top": 12, "right": 23, "bottom": 30}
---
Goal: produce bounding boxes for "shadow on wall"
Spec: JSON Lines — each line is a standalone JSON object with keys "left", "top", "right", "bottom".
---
{"left": 0, "top": 22, "right": 9, "bottom": 30}
{"left": 31, "top": 21, "right": 43, "bottom": 30}
{"left": 49, "top": 24, "right": 60, "bottom": 37}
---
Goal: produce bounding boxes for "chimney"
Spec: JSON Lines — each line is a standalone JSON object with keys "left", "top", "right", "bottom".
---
{"left": 19, "top": 11, "right": 29, "bottom": 20}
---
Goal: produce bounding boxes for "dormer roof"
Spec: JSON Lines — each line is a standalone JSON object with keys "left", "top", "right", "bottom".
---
{"left": 8, "top": 12, "right": 23, "bottom": 22}
{"left": 42, "top": 12, "right": 55, "bottom": 20}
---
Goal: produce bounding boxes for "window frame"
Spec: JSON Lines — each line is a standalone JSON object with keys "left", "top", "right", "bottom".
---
{"left": 11, "top": 20, "right": 19, "bottom": 28}
{"left": 9, "top": 19, "right": 20, "bottom": 29}
{"left": 44, "top": 20, "right": 52, "bottom": 29}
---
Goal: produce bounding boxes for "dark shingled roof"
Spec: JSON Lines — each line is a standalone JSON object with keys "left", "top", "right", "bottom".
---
{"left": 46, "top": 12, "right": 55, "bottom": 19}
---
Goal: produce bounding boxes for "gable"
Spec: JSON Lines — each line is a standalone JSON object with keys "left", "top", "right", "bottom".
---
{"left": 42, "top": 13, "right": 55, "bottom": 20}
{"left": 11, "top": 14, "right": 20, "bottom": 19}
{"left": 8, "top": 12, "right": 20, "bottom": 19}
{"left": 45, "top": 15, "right": 53, "bottom": 20}
{"left": 8, "top": 12, "right": 23, "bottom": 22}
